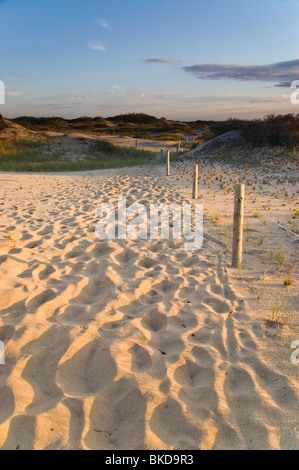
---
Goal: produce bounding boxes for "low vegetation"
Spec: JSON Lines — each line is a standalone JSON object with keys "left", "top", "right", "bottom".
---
{"left": 1, "top": 112, "right": 298, "bottom": 172}
{"left": 210, "top": 114, "right": 299, "bottom": 149}
{"left": 0, "top": 137, "right": 153, "bottom": 172}
{"left": 0, "top": 113, "right": 9, "bottom": 130}
{"left": 12, "top": 112, "right": 208, "bottom": 140}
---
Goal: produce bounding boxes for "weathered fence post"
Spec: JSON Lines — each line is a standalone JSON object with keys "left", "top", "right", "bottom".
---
{"left": 232, "top": 183, "right": 245, "bottom": 268}
{"left": 166, "top": 150, "right": 170, "bottom": 176}
{"left": 0, "top": 340, "right": 4, "bottom": 364}
{"left": 192, "top": 164, "right": 198, "bottom": 199}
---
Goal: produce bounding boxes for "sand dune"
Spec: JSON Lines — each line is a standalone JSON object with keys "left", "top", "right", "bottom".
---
{"left": 0, "top": 162, "right": 298, "bottom": 450}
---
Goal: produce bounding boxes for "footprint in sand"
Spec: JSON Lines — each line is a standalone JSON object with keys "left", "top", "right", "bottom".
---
{"left": 202, "top": 297, "right": 231, "bottom": 314}
{"left": 1, "top": 415, "right": 36, "bottom": 450}
{"left": 207, "top": 282, "right": 223, "bottom": 296}
{"left": 64, "top": 245, "right": 89, "bottom": 260}
{"left": 168, "top": 307, "right": 198, "bottom": 331}
{"left": 0, "top": 325, "right": 15, "bottom": 343}
{"left": 72, "top": 279, "right": 116, "bottom": 307}
{"left": 141, "top": 309, "right": 167, "bottom": 333}
{"left": 238, "top": 329, "right": 257, "bottom": 352}
{"left": 54, "top": 236, "right": 77, "bottom": 250}
{"left": 150, "top": 329, "right": 185, "bottom": 360}
{"left": 181, "top": 255, "right": 199, "bottom": 268}
{"left": 24, "top": 240, "right": 43, "bottom": 249}
{"left": 38, "top": 265, "right": 55, "bottom": 280}
{"left": 0, "top": 385, "right": 15, "bottom": 426}
{"left": 224, "top": 364, "right": 255, "bottom": 395}
{"left": 83, "top": 259, "right": 108, "bottom": 276}
{"left": 88, "top": 242, "right": 114, "bottom": 258}
{"left": 19, "top": 233, "right": 33, "bottom": 242}
{"left": 246, "top": 357, "right": 299, "bottom": 412}
{"left": 21, "top": 325, "right": 70, "bottom": 414}
{"left": 212, "top": 419, "right": 243, "bottom": 450}
{"left": 128, "top": 343, "right": 152, "bottom": 373}
{"left": 150, "top": 398, "right": 202, "bottom": 448}
{"left": 84, "top": 377, "right": 146, "bottom": 450}
{"left": 37, "top": 224, "right": 54, "bottom": 236}
{"left": 26, "top": 289, "right": 57, "bottom": 312}
{"left": 138, "top": 257, "right": 157, "bottom": 269}
{"left": 154, "top": 279, "right": 181, "bottom": 295}
{"left": 115, "top": 248, "right": 139, "bottom": 266}
{"left": 223, "top": 364, "right": 273, "bottom": 449}
{"left": 137, "top": 289, "right": 163, "bottom": 306}
{"left": 57, "top": 339, "right": 117, "bottom": 397}
{"left": 174, "top": 358, "right": 214, "bottom": 388}
{"left": 18, "top": 263, "right": 40, "bottom": 279}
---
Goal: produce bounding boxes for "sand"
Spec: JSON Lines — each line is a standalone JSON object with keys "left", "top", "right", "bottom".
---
{"left": 0, "top": 158, "right": 298, "bottom": 450}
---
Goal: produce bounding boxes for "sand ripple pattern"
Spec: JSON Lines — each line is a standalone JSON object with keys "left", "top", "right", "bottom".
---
{"left": 0, "top": 168, "right": 298, "bottom": 450}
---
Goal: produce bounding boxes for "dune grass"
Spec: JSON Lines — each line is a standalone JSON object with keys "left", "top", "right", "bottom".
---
{"left": 0, "top": 139, "right": 153, "bottom": 172}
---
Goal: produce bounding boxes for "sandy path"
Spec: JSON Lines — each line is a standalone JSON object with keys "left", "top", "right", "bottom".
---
{"left": 0, "top": 164, "right": 298, "bottom": 450}
{"left": 43, "top": 131, "right": 185, "bottom": 153}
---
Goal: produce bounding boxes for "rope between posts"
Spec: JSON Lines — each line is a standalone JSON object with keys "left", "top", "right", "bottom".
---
{"left": 257, "top": 213, "right": 299, "bottom": 240}
{"left": 163, "top": 156, "right": 299, "bottom": 242}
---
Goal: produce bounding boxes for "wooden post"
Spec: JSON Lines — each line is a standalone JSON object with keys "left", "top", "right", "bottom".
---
{"left": 192, "top": 164, "right": 198, "bottom": 199}
{"left": 160, "top": 149, "right": 163, "bottom": 165}
{"left": 178, "top": 140, "right": 181, "bottom": 151}
{"left": 166, "top": 150, "right": 170, "bottom": 176}
{"left": 232, "top": 183, "right": 245, "bottom": 268}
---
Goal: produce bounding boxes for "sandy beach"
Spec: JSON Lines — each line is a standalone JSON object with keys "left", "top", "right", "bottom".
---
{"left": 0, "top": 158, "right": 298, "bottom": 450}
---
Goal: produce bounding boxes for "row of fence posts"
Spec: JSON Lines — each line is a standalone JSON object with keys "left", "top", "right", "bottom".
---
{"left": 161, "top": 149, "right": 244, "bottom": 268}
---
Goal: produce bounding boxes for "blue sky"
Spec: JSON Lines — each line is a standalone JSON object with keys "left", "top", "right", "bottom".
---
{"left": 1, "top": 0, "right": 299, "bottom": 120}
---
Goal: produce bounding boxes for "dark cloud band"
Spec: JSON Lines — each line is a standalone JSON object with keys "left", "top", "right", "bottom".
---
{"left": 182, "top": 59, "right": 299, "bottom": 87}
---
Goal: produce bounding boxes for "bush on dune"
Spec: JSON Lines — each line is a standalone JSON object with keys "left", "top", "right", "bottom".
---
{"left": 0, "top": 114, "right": 9, "bottom": 130}
{"left": 211, "top": 114, "right": 299, "bottom": 148}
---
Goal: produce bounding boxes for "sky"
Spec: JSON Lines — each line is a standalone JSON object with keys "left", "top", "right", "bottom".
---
{"left": 0, "top": 0, "right": 299, "bottom": 121}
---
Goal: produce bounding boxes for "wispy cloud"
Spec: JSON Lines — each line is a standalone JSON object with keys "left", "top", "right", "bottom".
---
{"left": 88, "top": 41, "right": 105, "bottom": 51}
{"left": 38, "top": 94, "right": 90, "bottom": 102}
{"left": 6, "top": 91, "right": 22, "bottom": 96}
{"left": 144, "top": 58, "right": 173, "bottom": 64}
{"left": 96, "top": 17, "right": 113, "bottom": 31}
{"left": 182, "top": 59, "right": 299, "bottom": 87}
